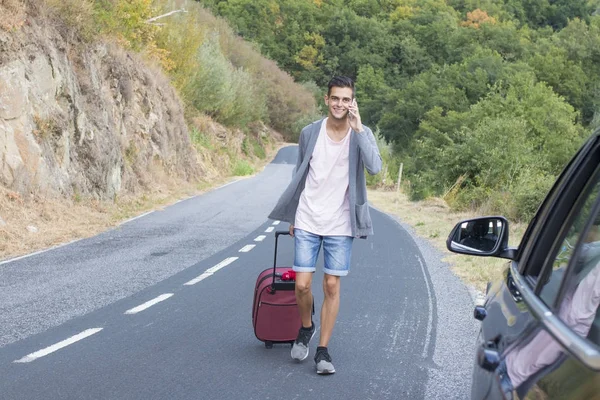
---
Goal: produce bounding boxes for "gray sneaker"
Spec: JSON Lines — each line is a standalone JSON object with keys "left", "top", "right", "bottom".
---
{"left": 314, "top": 348, "right": 335, "bottom": 375}
{"left": 291, "top": 324, "right": 315, "bottom": 361}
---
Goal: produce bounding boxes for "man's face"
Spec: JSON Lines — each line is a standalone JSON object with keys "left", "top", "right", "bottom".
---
{"left": 325, "top": 86, "right": 354, "bottom": 121}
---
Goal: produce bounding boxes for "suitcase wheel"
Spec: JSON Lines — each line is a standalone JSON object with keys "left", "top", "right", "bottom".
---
{"left": 265, "top": 341, "right": 273, "bottom": 349}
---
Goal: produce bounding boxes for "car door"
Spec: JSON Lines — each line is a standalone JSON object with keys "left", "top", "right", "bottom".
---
{"left": 472, "top": 132, "right": 600, "bottom": 400}
{"left": 503, "top": 150, "right": 600, "bottom": 399}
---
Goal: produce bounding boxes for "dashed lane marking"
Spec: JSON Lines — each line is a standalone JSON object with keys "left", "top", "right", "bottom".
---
{"left": 14, "top": 328, "right": 103, "bottom": 363}
{"left": 184, "top": 257, "right": 239, "bottom": 286}
{"left": 184, "top": 272, "right": 213, "bottom": 285}
{"left": 125, "top": 294, "right": 174, "bottom": 315}
{"left": 239, "top": 245, "right": 256, "bottom": 253}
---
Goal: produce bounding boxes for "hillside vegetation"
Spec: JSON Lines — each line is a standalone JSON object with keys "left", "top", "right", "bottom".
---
{"left": 201, "top": 0, "right": 600, "bottom": 222}
{"left": 0, "top": 0, "right": 318, "bottom": 259}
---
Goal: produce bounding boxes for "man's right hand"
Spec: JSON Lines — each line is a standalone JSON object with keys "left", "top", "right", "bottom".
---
{"left": 289, "top": 224, "right": 294, "bottom": 237}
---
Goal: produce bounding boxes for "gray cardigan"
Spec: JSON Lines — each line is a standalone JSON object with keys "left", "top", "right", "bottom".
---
{"left": 268, "top": 118, "right": 382, "bottom": 238}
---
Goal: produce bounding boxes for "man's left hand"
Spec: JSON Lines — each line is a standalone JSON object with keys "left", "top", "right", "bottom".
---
{"left": 347, "top": 99, "right": 363, "bottom": 133}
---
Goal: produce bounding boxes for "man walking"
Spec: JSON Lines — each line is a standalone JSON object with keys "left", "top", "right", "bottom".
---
{"left": 268, "top": 76, "right": 382, "bottom": 374}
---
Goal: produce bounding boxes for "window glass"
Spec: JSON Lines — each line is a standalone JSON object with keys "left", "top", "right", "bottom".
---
{"left": 565, "top": 215, "right": 600, "bottom": 347}
{"left": 539, "top": 178, "right": 600, "bottom": 307}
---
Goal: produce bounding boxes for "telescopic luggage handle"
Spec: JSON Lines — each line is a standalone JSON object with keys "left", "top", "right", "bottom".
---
{"left": 271, "top": 230, "right": 291, "bottom": 290}
{"left": 273, "top": 230, "right": 290, "bottom": 271}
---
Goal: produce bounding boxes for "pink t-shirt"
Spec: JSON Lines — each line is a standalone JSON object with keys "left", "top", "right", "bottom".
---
{"left": 294, "top": 118, "right": 352, "bottom": 236}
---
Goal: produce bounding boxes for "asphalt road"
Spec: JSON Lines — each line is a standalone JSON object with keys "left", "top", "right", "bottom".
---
{"left": 0, "top": 146, "right": 478, "bottom": 400}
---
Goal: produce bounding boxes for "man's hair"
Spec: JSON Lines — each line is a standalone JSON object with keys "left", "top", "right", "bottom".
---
{"left": 327, "top": 76, "right": 355, "bottom": 97}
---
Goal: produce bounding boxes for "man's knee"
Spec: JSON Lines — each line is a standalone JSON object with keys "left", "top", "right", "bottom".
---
{"left": 295, "top": 274, "right": 312, "bottom": 295}
{"left": 323, "top": 275, "right": 340, "bottom": 297}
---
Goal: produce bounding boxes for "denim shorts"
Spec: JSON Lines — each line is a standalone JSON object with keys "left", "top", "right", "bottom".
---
{"left": 293, "top": 228, "right": 354, "bottom": 277}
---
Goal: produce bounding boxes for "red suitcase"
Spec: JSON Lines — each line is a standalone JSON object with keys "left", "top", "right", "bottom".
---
{"left": 252, "top": 231, "right": 305, "bottom": 349}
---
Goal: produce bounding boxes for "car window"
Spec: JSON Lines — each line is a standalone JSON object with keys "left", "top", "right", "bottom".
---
{"left": 558, "top": 210, "right": 600, "bottom": 348}
{"left": 538, "top": 176, "right": 600, "bottom": 308}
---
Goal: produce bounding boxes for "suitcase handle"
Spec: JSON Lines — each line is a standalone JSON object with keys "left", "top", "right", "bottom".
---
{"left": 272, "top": 230, "right": 291, "bottom": 290}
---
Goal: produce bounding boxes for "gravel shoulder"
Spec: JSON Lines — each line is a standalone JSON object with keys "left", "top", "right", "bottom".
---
{"left": 377, "top": 209, "right": 480, "bottom": 399}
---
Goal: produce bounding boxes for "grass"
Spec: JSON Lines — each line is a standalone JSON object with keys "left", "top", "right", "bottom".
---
{"left": 367, "top": 189, "right": 527, "bottom": 293}
{"left": 190, "top": 128, "right": 213, "bottom": 150}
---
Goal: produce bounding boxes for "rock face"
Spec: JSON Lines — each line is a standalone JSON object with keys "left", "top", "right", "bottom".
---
{"left": 0, "top": 14, "right": 199, "bottom": 200}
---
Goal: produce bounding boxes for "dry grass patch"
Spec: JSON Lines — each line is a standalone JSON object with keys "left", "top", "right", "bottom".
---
{"left": 368, "top": 189, "right": 526, "bottom": 292}
{"left": 0, "top": 0, "right": 26, "bottom": 31}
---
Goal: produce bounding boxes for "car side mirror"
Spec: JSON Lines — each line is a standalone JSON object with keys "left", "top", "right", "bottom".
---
{"left": 447, "top": 216, "right": 514, "bottom": 259}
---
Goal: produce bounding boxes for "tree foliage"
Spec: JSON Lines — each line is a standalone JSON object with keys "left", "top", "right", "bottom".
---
{"left": 200, "top": 0, "right": 600, "bottom": 220}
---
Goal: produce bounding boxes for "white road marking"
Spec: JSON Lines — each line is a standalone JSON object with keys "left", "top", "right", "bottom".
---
{"left": 184, "top": 272, "right": 213, "bottom": 286}
{"left": 272, "top": 221, "right": 280, "bottom": 225}
{"left": 120, "top": 211, "right": 154, "bottom": 226}
{"left": 239, "top": 245, "right": 256, "bottom": 253}
{"left": 254, "top": 235, "right": 266, "bottom": 242}
{"left": 214, "top": 179, "right": 240, "bottom": 191}
{"left": 265, "top": 227, "right": 274, "bottom": 233}
{"left": 14, "top": 328, "right": 103, "bottom": 363}
{"left": 125, "top": 293, "right": 173, "bottom": 315}
{"left": 183, "top": 257, "right": 239, "bottom": 285}
{"left": 175, "top": 196, "right": 194, "bottom": 204}
{"left": 0, "top": 238, "right": 83, "bottom": 266}
{"left": 416, "top": 256, "right": 434, "bottom": 358}
{"left": 205, "top": 257, "right": 238, "bottom": 273}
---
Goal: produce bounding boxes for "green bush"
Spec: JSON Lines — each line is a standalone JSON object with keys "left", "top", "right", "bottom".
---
{"left": 182, "top": 35, "right": 267, "bottom": 128}
{"left": 449, "top": 186, "right": 493, "bottom": 211}
{"left": 232, "top": 160, "right": 254, "bottom": 176}
{"left": 251, "top": 138, "right": 266, "bottom": 159}
{"left": 94, "top": 0, "right": 158, "bottom": 50}
{"left": 510, "top": 171, "right": 555, "bottom": 222}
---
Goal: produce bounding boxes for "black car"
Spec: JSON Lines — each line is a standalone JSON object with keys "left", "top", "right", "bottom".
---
{"left": 447, "top": 128, "right": 600, "bottom": 400}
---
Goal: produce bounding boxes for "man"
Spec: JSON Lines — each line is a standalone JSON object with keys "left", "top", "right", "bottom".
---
{"left": 268, "top": 76, "right": 382, "bottom": 374}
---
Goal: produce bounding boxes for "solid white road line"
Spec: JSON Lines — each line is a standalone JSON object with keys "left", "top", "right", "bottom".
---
{"left": 254, "top": 235, "right": 266, "bottom": 242}
{"left": 0, "top": 238, "right": 83, "bottom": 266}
{"left": 14, "top": 328, "right": 103, "bottom": 363}
{"left": 125, "top": 293, "right": 173, "bottom": 315}
{"left": 416, "top": 255, "right": 434, "bottom": 358}
{"left": 265, "top": 227, "right": 274, "bottom": 233}
{"left": 214, "top": 179, "right": 240, "bottom": 191}
{"left": 272, "top": 221, "right": 280, "bottom": 225}
{"left": 239, "top": 245, "right": 256, "bottom": 253}
{"left": 120, "top": 211, "right": 154, "bottom": 226}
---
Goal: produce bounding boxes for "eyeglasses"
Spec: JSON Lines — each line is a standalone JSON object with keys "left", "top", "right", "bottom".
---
{"left": 328, "top": 96, "right": 353, "bottom": 105}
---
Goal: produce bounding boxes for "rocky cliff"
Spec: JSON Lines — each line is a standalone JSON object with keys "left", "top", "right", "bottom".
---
{"left": 0, "top": 9, "right": 200, "bottom": 201}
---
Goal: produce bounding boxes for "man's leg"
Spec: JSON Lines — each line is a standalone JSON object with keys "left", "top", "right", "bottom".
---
{"left": 314, "top": 235, "right": 352, "bottom": 374}
{"left": 291, "top": 229, "right": 320, "bottom": 361}
{"left": 319, "top": 273, "right": 340, "bottom": 347}
{"left": 296, "top": 272, "right": 314, "bottom": 328}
